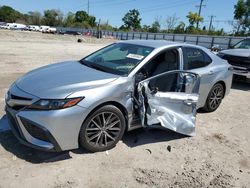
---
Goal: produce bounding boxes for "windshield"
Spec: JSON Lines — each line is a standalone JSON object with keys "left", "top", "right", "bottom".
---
{"left": 80, "top": 43, "right": 154, "bottom": 75}
{"left": 233, "top": 39, "right": 250, "bottom": 49}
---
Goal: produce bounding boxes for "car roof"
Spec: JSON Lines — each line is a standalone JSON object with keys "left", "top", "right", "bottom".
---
{"left": 118, "top": 39, "right": 202, "bottom": 49}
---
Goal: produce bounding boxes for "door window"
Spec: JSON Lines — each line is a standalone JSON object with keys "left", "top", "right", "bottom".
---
{"left": 139, "top": 49, "right": 179, "bottom": 78}
{"left": 184, "top": 47, "right": 212, "bottom": 70}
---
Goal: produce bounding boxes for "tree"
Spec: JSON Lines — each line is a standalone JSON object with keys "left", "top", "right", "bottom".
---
{"left": 63, "top": 12, "right": 75, "bottom": 27}
{"left": 42, "top": 9, "right": 63, "bottom": 26}
{"left": 88, "top": 16, "right": 96, "bottom": 27}
{"left": 122, "top": 9, "right": 141, "bottom": 30}
{"left": 165, "top": 14, "right": 179, "bottom": 32}
{"left": 74, "top": 11, "right": 96, "bottom": 28}
{"left": 234, "top": 0, "right": 250, "bottom": 34}
{"left": 141, "top": 24, "right": 151, "bottom": 32}
{"left": 0, "top": 5, "right": 22, "bottom": 22}
{"left": 27, "top": 11, "right": 42, "bottom": 25}
{"left": 186, "top": 11, "right": 203, "bottom": 27}
{"left": 174, "top": 21, "right": 186, "bottom": 34}
{"left": 149, "top": 20, "right": 161, "bottom": 33}
{"left": 75, "top": 11, "right": 89, "bottom": 23}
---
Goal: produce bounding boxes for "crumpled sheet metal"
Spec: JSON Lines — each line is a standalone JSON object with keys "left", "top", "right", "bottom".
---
{"left": 138, "top": 81, "right": 198, "bottom": 136}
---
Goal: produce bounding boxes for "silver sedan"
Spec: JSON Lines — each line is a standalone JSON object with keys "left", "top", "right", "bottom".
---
{"left": 5, "top": 40, "right": 233, "bottom": 152}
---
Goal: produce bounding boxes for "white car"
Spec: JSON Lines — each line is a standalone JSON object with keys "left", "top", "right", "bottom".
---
{"left": 28, "top": 25, "right": 40, "bottom": 31}
{"left": 39, "top": 26, "right": 50, "bottom": 33}
{"left": 11, "top": 23, "right": 27, "bottom": 30}
{"left": 1, "top": 23, "right": 15, "bottom": 29}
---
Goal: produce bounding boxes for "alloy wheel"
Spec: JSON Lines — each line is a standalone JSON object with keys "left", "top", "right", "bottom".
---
{"left": 85, "top": 112, "right": 121, "bottom": 147}
{"left": 208, "top": 85, "right": 224, "bottom": 111}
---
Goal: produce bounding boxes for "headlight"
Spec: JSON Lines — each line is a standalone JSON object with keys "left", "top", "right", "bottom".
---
{"left": 27, "top": 97, "right": 84, "bottom": 110}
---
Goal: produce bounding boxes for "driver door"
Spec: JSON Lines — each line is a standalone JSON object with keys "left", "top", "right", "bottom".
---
{"left": 138, "top": 71, "right": 200, "bottom": 136}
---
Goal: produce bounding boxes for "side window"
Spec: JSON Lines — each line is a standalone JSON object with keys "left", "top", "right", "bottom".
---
{"left": 140, "top": 49, "right": 179, "bottom": 78}
{"left": 184, "top": 48, "right": 212, "bottom": 70}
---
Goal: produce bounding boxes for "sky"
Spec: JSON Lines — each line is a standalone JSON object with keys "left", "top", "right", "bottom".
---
{"left": 0, "top": 0, "right": 237, "bottom": 32}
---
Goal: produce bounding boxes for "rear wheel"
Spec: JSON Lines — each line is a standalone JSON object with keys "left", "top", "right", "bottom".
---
{"left": 203, "top": 83, "right": 225, "bottom": 112}
{"left": 79, "top": 105, "right": 126, "bottom": 152}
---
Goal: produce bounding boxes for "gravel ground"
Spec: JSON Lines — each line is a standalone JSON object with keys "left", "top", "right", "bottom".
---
{"left": 0, "top": 30, "right": 249, "bottom": 188}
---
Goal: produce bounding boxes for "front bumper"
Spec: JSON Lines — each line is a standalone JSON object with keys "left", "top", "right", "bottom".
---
{"left": 5, "top": 102, "right": 90, "bottom": 152}
{"left": 232, "top": 67, "right": 250, "bottom": 79}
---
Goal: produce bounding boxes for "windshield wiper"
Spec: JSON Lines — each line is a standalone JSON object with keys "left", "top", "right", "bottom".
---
{"left": 89, "top": 64, "right": 108, "bottom": 72}
{"left": 79, "top": 60, "right": 108, "bottom": 73}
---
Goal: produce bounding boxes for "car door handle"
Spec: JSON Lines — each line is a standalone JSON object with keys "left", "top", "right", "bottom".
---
{"left": 183, "top": 99, "right": 196, "bottom": 106}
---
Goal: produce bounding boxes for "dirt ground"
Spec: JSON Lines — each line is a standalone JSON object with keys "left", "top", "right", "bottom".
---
{"left": 0, "top": 30, "right": 249, "bottom": 188}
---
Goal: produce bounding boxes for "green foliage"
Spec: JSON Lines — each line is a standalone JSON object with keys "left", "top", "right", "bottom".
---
{"left": 186, "top": 11, "right": 204, "bottom": 27}
{"left": 0, "top": 5, "right": 22, "bottom": 22}
{"left": 173, "top": 21, "right": 185, "bottom": 34}
{"left": 63, "top": 12, "right": 75, "bottom": 27}
{"left": 122, "top": 9, "right": 141, "bottom": 31}
{"left": 42, "top": 9, "right": 63, "bottom": 26}
{"left": 27, "top": 11, "right": 42, "bottom": 25}
{"left": 234, "top": 0, "right": 250, "bottom": 34}
{"left": 75, "top": 11, "right": 89, "bottom": 23}
{"left": 149, "top": 20, "right": 161, "bottom": 33}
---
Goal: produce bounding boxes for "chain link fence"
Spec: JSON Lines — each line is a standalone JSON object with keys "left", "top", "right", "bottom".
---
{"left": 57, "top": 27, "right": 246, "bottom": 50}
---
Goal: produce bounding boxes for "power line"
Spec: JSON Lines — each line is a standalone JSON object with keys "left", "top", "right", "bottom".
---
{"left": 141, "top": 0, "right": 197, "bottom": 13}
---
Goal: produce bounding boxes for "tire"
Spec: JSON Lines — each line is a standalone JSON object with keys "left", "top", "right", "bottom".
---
{"left": 203, "top": 83, "right": 225, "bottom": 112}
{"left": 79, "top": 105, "right": 126, "bottom": 152}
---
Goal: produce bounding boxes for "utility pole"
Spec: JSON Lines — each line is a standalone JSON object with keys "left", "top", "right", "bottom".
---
{"left": 87, "top": 0, "right": 90, "bottom": 15}
{"left": 196, "top": 0, "right": 206, "bottom": 29}
{"left": 208, "top": 15, "right": 215, "bottom": 31}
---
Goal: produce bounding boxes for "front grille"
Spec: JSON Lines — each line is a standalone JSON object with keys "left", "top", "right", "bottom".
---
{"left": 20, "top": 118, "right": 50, "bottom": 142}
{"left": 7, "top": 93, "right": 33, "bottom": 111}
{"left": 11, "top": 94, "right": 32, "bottom": 101}
{"left": 11, "top": 105, "right": 26, "bottom": 111}
{"left": 222, "top": 55, "right": 250, "bottom": 70}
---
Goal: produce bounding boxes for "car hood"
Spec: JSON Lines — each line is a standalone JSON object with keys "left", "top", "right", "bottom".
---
{"left": 15, "top": 61, "right": 119, "bottom": 99}
{"left": 220, "top": 49, "right": 250, "bottom": 57}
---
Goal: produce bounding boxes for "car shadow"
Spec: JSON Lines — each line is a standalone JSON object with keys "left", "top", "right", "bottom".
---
{"left": 122, "top": 128, "right": 186, "bottom": 148}
{"left": 0, "top": 115, "right": 186, "bottom": 163}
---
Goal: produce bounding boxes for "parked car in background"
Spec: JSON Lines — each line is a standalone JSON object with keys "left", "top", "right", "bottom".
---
{"left": 1, "top": 23, "right": 15, "bottom": 29}
{"left": 217, "top": 38, "right": 250, "bottom": 81}
{"left": 27, "top": 25, "right": 40, "bottom": 31}
{"left": 59, "top": 30, "right": 82, "bottom": 35}
{"left": 11, "top": 23, "right": 27, "bottom": 30}
{"left": 5, "top": 40, "right": 233, "bottom": 152}
{"left": 47, "top": 27, "right": 57, "bottom": 34}
{"left": 39, "top": 25, "right": 50, "bottom": 33}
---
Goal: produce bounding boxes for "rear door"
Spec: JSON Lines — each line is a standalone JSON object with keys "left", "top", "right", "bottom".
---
{"left": 138, "top": 71, "right": 200, "bottom": 136}
{"left": 182, "top": 47, "right": 213, "bottom": 108}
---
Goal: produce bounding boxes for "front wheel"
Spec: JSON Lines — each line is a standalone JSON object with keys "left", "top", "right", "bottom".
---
{"left": 79, "top": 105, "right": 126, "bottom": 152}
{"left": 203, "top": 83, "right": 225, "bottom": 112}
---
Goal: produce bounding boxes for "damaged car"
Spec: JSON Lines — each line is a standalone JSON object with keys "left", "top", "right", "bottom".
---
{"left": 217, "top": 38, "right": 250, "bottom": 81}
{"left": 5, "top": 40, "right": 233, "bottom": 152}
